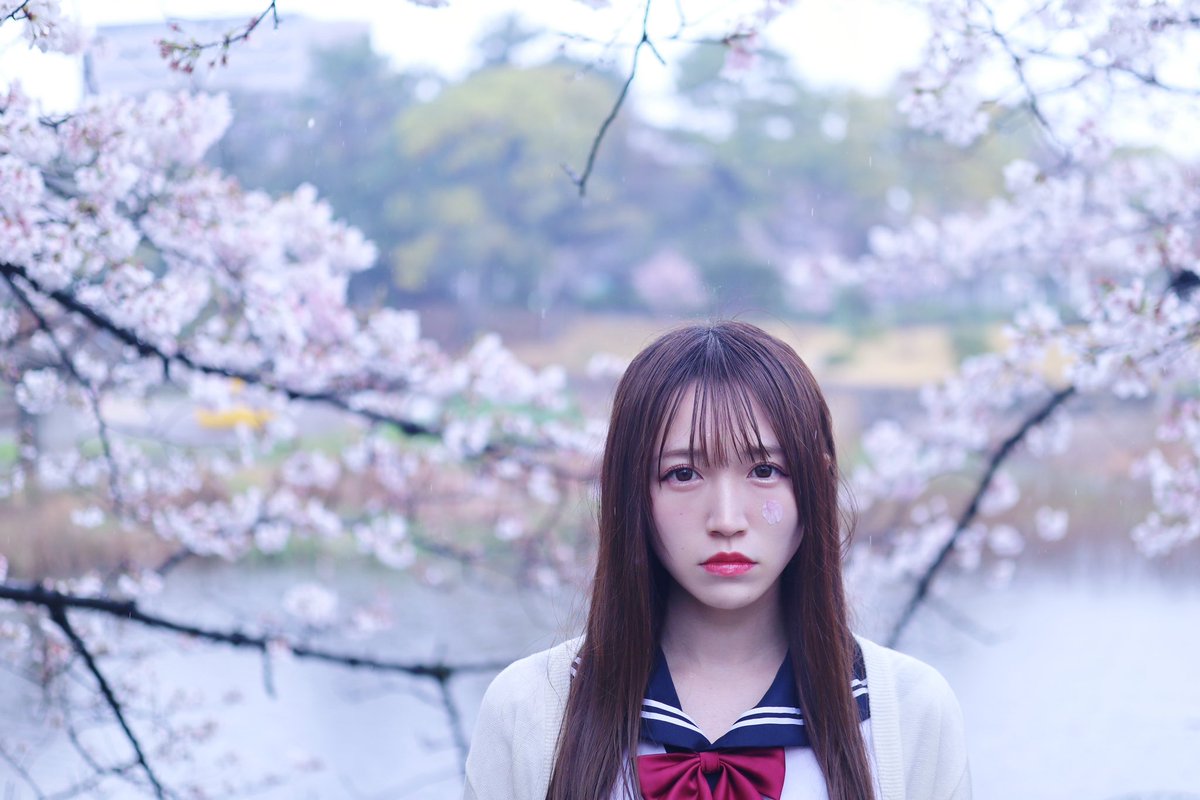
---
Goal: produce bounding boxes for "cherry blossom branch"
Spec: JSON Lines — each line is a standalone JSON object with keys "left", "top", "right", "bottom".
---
{"left": 1, "top": 1, "right": 30, "bottom": 24}
{"left": 0, "top": 582, "right": 508, "bottom": 679}
{"left": 992, "top": 33, "right": 1200, "bottom": 98}
{"left": 886, "top": 385, "right": 1077, "bottom": 648}
{"left": 671, "top": 0, "right": 687, "bottom": 37}
{"left": 2, "top": 577, "right": 510, "bottom": 794}
{"left": 435, "top": 670, "right": 468, "bottom": 772}
{"left": 64, "top": 716, "right": 141, "bottom": 790}
{"left": 977, "top": 3, "right": 1200, "bottom": 103}
{"left": 0, "top": 742, "right": 45, "bottom": 800}
{"left": 565, "top": 0, "right": 664, "bottom": 197}
{"left": 45, "top": 604, "right": 166, "bottom": 800}
{"left": 157, "top": 2, "right": 279, "bottom": 74}
{"left": 0, "top": 261, "right": 432, "bottom": 437}
{"left": 3, "top": 269, "right": 127, "bottom": 516}
{"left": 978, "top": 1, "right": 1070, "bottom": 155}
{"left": 1146, "top": 13, "right": 1200, "bottom": 30}
{"left": 1082, "top": 56, "right": 1200, "bottom": 96}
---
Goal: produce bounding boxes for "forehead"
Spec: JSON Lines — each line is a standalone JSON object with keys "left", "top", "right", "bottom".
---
{"left": 657, "top": 383, "right": 779, "bottom": 463}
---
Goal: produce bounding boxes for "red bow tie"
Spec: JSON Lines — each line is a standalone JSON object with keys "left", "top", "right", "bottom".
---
{"left": 637, "top": 747, "right": 786, "bottom": 800}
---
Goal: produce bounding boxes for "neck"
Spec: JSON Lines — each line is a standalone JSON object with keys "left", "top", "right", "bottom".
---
{"left": 659, "top": 583, "right": 788, "bottom": 669}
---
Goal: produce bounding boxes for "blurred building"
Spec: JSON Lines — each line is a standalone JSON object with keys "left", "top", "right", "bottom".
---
{"left": 87, "top": 15, "right": 370, "bottom": 96}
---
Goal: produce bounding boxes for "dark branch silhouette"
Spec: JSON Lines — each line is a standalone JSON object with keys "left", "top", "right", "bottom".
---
{"left": 0, "top": 744, "right": 44, "bottom": 799}
{"left": 2, "top": 1, "right": 30, "bottom": 24}
{"left": 0, "top": 579, "right": 511, "bottom": 797}
{"left": 436, "top": 671, "right": 469, "bottom": 772}
{"left": 1, "top": 261, "right": 432, "bottom": 437}
{"left": 46, "top": 604, "right": 167, "bottom": 799}
{"left": 0, "top": 582, "right": 508, "bottom": 679}
{"left": 566, "top": 0, "right": 663, "bottom": 197}
{"left": 887, "top": 385, "right": 1077, "bottom": 647}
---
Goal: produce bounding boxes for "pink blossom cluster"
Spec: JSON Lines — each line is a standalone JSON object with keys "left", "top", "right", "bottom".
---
{"left": 825, "top": 2, "right": 1200, "bottom": 584}
{"left": 1, "top": 8, "right": 594, "bottom": 599}
{"left": 897, "top": 0, "right": 1200, "bottom": 152}
{"left": 0, "top": 0, "right": 85, "bottom": 54}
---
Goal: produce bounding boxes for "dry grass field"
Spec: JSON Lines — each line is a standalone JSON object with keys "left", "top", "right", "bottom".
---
{"left": 506, "top": 314, "right": 964, "bottom": 388}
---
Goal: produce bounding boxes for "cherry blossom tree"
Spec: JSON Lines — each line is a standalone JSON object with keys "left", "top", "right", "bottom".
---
{"left": 824, "top": 0, "right": 1200, "bottom": 642}
{"left": 1, "top": 3, "right": 598, "bottom": 796}
{"left": 3, "top": 0, "right": 1200, "bottom": 796}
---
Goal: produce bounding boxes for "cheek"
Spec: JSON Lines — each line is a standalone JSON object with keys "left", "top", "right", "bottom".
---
{"left": 789, "top": 525, "right": 804, "bottom": 557}
{"left": 649, "top": 497, "right": 680, "bottom": 558}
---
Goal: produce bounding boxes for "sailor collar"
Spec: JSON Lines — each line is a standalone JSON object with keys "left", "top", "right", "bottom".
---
{"left": 638, "top": 642, "right": 870, "bottom": 751}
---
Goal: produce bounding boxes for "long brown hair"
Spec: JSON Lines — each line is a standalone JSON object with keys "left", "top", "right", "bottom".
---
{"left": 548, "top": 321, "right": 874, "bottom": 800}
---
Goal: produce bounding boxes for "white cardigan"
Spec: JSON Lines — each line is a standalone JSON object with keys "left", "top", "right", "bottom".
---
{"left": 463, "top": 636, "right": 971, "bottom": 799}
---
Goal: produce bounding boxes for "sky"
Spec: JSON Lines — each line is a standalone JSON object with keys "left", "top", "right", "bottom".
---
{"left": 2, "top": 1, "right": 1198, "bottom": 155}
{"left": 0, "top": 0, "right": 930, "bottom": 113}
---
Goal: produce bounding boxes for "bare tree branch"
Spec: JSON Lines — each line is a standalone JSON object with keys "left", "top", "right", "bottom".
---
{"left": 978, "top": 1, "right": 1071, "bottom": 156}
{"left": 0, "top": 743, "right": 46, "bottom": 800}
{"left": 1, "top": 579, "right": 515, "bottom": 797}
{"left": 64, "top": 717, "right": 136, "bottom": 782}
{"left": 0, "top": 582, "right": 508, "bottom": 679}
{"left": 887, "top": 385, "right": 1077, "bottom": 648}
{"left": 46, "top": 604, "right": 166, "bottom": 800}
{"left": 565, "top": 0, "right": 659, "bottom": 197}
{"left": 434, "top": 671, "right": 468, "bottom": 773}
{"left": 57, "top": 718, "right": 141, "bottom": 800}
{"left": 1, "top": 2, "right": 31, "bottom": 24}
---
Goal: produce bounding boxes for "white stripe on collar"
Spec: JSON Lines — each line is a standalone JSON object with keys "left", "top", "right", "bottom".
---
{"left": 640, "top": 710, "right": 706, "bottom": 736}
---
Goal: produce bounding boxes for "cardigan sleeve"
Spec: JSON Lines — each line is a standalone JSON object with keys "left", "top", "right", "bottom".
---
{"left": 463, "top": 656, "right": 542, "bottom": 800}
{"left": 857, "top": 636, "right": 971, "bottom": 800}
{"left": 891, "top": 649, "right": 972, "bottom": 800}
{"left": 463, "top": 638, "right": 579, "bottom": 800}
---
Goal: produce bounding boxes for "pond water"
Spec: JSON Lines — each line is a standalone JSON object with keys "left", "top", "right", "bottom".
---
{"left": 2, "top": 557, "right": 1198, "bottom": 799}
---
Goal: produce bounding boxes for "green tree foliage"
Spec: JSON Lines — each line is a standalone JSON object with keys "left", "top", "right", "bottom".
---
{"left": 214, "top": 27, "right": 1034, "bottom": 321}
{"left": 388, "top": 60, "right": 654, "bottom": 312}
{"left": 667, "top": 45, "right": 1033, "bottom": 258}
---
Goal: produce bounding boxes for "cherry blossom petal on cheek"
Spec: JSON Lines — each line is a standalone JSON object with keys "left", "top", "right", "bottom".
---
{"left": 761, "top": 500, "right": 784, "bottom": 526}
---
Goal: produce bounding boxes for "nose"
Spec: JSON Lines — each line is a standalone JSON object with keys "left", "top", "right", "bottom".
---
{"left": 706, "top": 474, "right": 748, "bottom": 538}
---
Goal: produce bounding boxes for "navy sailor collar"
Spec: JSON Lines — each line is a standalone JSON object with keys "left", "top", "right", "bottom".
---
{"left": 639, "top": 642, "right": 870, "bottom": 751}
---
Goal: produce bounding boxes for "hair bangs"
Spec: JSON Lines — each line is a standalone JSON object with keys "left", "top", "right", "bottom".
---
{"left": 656, "top": 361, "right": 777, "bottom": 471}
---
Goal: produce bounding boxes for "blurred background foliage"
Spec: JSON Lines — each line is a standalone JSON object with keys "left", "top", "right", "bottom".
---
{"left": 211, "top": 15, "right": 1033, "bottom": 341}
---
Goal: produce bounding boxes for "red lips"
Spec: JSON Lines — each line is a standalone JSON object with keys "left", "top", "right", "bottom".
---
{"left": 702, "top": 552, "right": 755, "bottom": 576}
{"left": 702, "top": 552, "right": 753, "bottom": 565}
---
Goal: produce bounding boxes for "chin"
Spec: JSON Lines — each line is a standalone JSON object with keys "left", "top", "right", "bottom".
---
{"left": 692, "top": 588, "right": 770, "bottom": 613}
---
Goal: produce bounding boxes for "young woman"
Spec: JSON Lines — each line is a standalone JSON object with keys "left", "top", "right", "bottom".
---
{"left": 464, "top": 322, "right": 970, "bottom": 800}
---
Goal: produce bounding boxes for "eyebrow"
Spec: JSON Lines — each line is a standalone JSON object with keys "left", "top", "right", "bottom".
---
{"left": 658, "top": 446, "right": 786, "bottom": 463}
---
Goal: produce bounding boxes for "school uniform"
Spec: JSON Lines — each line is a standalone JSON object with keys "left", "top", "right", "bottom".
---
{"left": 463, "top": 636, "right": 970, "bottom": 800}
{"left": 629, "top": 644, "right": 876, "bottom": 799}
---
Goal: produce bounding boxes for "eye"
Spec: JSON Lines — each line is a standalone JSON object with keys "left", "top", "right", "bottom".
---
{"left": 665, "top": 466, "right": 697, "bottom": 483}
{"left": 751, "top": 463, "right": 784, "bottom": 480}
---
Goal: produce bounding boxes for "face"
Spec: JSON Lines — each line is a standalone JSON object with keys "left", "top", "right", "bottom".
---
{"left": 649, "top": 385, "right": 803, "bottom": 614}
